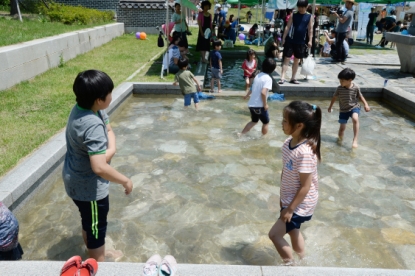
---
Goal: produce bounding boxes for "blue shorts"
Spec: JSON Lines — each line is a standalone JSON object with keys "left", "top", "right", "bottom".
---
{"left": 211, "top": 67, "right": 222, "bottom": 79}
{"left": 184, "top": 92, "right": 199, "bottom": 106}
{"left": 249, "top": 107, "right": 270, "bottom": 124}
{"left": 338, "top": 108, "right": 360, "bottom": 124}
{"left": 73, "top": 196, "right": 109, "bottom": 249}
{"left": 281, "top": 208, "right": 312, "bottom": 233}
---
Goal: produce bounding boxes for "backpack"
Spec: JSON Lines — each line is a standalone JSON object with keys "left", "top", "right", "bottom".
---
{"left": 158, "top": 33, "right": 164, "bottom": 47}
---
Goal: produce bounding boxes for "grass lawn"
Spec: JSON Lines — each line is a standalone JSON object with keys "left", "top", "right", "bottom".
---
{"left": 0, "top": 32, "right": 165, "bottom": 177}
{"left": 0, "top": 10, "right": 113, "bottom": 47}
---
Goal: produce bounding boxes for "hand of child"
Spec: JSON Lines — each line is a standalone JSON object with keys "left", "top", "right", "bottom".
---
{"left": 280, "top": 208, "right": 293, "bottom": 223}
{"left": 264, "top": 104, "right": 269, "bottom": 111}
{"left": 173, "top": 82, "right": 178, "bottom": 86}
{"left": 123, "top": 179, "right": 133, "bottom": 195}
{"left": 243, "top": 95, "right": 249, "bottom": 100}
{"left": 197, "top": 85, "right": 201, "bottom": 92}
{"left": 364, "top": 105, "right": 371, "bottom": 112}
{"left": 328, "top": 107, "right": 332, "bottom": 113}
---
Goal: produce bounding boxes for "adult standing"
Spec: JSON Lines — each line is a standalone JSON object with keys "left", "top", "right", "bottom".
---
{"left": 366, "top": 7, "right": 378, "bottom": 45}
{"left": 196, "top": 1, "right": 212, "bottom": 63}
{"left": 172, "top": 3, "right": 189, "bottom": 49}
{"left": 279, "top": 0, "right": 313, "bottom": 85}
{"left": 333, "top": 0, "right": 356, "bottom": 64}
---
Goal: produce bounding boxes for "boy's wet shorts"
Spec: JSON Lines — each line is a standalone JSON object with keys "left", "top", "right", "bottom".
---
{"left": 184, "top": 92, "right": 200, "bottom": 106}
{"left": 281, "top": 208, "right": 312, "bottom": 233}
{"left": 211, "top": 67, "right": 222, "bottom": 79}
{"left": 73, "top": 195, "right": 109, "bottom": 249}
{"left": 249, "top": 107, "right": 270, "bottom": 124}
{"left": 338, "top": 107, "right": 360, "bottom": 124}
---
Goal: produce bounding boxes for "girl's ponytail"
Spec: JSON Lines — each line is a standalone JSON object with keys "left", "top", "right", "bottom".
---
{"left": 307, "top": 104, "right": 322, "bottom": 161}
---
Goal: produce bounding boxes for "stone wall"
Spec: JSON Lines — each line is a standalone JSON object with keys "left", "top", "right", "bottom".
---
{"left": 53, "top": 0, "right": 118, "bottom": 11}
{"left": 116, "top": 7, "right": 172, "bottom": 34}
{"left": 0, "top": 23, "right": 124, "bottom": 92}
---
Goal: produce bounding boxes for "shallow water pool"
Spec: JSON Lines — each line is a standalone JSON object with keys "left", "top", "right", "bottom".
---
{"left": 16, "top": 95, "right": 415, "bottom": 268}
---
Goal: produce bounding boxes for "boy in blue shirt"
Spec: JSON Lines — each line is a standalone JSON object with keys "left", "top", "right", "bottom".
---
{"left": 209, "top": 40, "right": 223, "bottom": 93}
{"left": 63, "top": 70, "right": 133, "bottom": 261}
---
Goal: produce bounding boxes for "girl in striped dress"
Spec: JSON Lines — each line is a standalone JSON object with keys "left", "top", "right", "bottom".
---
{"left": 269, "top": 101, "right": 321, "bottom": 264}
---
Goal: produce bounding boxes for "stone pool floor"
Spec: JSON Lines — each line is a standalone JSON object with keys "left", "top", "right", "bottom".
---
{"left": 2, "top": 50, "right": 415, "bottom": 275}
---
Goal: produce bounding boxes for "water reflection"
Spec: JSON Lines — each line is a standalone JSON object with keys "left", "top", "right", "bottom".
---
{"left": 16, "top": 96, "right": 415, "bottom": 269}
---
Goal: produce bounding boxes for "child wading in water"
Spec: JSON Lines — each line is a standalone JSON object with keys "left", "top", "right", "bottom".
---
{"left": 210, "top": 40, "right": 223, "bottom": 93}
{"left": 240, "top": 57, "right": 276, "bottom": 136}
{"left": 268, "top": 101, "right": 321, "bottom": 264}
{"left": 173, "top": 57, "right": 202, "bottom": 110}
{"left": 242, "top": 49, "right": 258, "bottom": 93}
{"left": 328, "top": 68, "right": 370, "bottom": 148}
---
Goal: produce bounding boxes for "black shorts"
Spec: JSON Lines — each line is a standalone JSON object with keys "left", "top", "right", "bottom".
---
{"left": 281, "top": 208, "right": 312, "bottom": 233}
{"left": 249, "top": 107, "right": 270, "bottom": 124}
{"left": 283, "top": 42, "right": 306, "bottom": 59}
{"left": 73, "top": 196, "right": 109, "bottom": 249}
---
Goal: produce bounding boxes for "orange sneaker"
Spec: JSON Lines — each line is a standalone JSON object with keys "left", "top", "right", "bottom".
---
{"left": 60, "top": 256, "right": 81, "bottom": 276}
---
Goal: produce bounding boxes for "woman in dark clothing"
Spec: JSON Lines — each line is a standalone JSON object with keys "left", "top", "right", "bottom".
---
{"left": 196, "top": 0, "right": 212, "bottom": 63}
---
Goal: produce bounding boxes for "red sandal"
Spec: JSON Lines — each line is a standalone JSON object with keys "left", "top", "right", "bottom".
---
{"left": 60, "top": 256, "right": 81, "bottom": 276}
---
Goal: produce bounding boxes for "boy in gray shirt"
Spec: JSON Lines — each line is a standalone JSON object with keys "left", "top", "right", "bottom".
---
{"left": 62, "top": 70, "right": 133, "bottom": 261}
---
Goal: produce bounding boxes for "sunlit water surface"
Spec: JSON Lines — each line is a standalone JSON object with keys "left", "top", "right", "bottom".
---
{"left": 16, "top": 95, "right": 415, "bottom": 269}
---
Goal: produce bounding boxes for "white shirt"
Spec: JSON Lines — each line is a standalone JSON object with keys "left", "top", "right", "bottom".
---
{"left": 248, "top": 72, "right": 272, "bottom": 107}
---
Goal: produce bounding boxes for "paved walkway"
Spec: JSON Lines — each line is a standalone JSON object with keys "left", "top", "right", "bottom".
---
{"left": 271, "top": 54, "right": 415, "bottom": 94}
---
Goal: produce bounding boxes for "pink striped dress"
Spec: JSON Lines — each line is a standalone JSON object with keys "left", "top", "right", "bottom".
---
{"left": 280, "top": 138, "right": 319, "bottom": 217}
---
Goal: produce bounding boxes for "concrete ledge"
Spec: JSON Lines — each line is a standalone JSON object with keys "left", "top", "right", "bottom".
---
{"left": 0, "top": 261, "right": 414, "bottom": 276}
{"left": 0, "top": 82, "right": 133, "bottom": 209}
{"left": 383, "top": 86, "right": 415, "bottom": 119}
{"left": 133, "top": 82, "right": 182, "bottom": 95}
{"left": 0, "top": 23, "right": 124, "bottom": 92}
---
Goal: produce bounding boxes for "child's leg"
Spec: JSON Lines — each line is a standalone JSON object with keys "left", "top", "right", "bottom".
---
{"left": 193, "top": 93, "right": 199, "bottom": 110}
{"left": 261, "top": 123, "right": 269, "bottom": 135}
{"left": 217, "top": 79, "right": 222, "bottom": 92}
{"left": 288, "top": 228, "right": 305, "bottom": 259}
{"left": 268, "top": 219, "right": 294, "bottom": 262}
{"left": 351, "top": 113, "right": 360, "bottom": 148}
{"left": 245, "top": 78, "right": 250, "bottom": 91}
{"left": 338, "top": 123, "right": 346, "bottom": 140}
{"left": 210, "top": 78, "right": 215, "bottom": 92}
{"left": 241, "top": 121, "right": 257, "bottom": 134}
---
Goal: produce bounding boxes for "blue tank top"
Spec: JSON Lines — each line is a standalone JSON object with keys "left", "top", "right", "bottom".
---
{"left": 286, "top": 12, "right": 311, "bottom": 45}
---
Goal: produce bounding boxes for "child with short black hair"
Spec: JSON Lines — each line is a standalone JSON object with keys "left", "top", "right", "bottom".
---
{"left": 173, "top": 58, "right": 202, "bottom": 110}
{"left": 240, "top": 57, "right": 277, "bottom": 135}
{"left": 210, "top": 40, "right": 223, "bottom": 93}
{"left": 328, "top": 68, "right": 370, "bottom": 148}
{"left": 269, "top": 101, "right": 321, "bottom": 264}
{"left": 63, "top": 70, "right": 133, "bottom": 261}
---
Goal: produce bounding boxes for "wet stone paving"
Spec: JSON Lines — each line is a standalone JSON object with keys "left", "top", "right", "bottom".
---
{"left": 16, "top": 95, "right": 415, "bottom": 269}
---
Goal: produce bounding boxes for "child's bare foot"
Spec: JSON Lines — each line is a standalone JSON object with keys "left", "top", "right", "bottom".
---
{"left": 337, "top": 136, "right": 343, "bottom": 145}
{"left": 218, "top": 90, "right": 223, "bottom": 93}
{"left": 352, "top": 141, "right": 358, "bottom": 148}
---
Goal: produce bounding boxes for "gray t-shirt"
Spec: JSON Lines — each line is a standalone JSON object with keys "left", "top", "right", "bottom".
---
{"left": 62, "top": 104, "right": 110, "bottom": 201}
{"left": 336, "top": 9, "right": 353, "bottom": 33}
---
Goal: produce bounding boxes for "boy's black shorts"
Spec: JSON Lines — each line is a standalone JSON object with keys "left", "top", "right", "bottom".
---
{"left": 73, "top": 196, "right": 109, "bottom": 249}
{"left": 249, "top": 107, "right": 270, "bottom": 124}
{"left": 283, "top": 42, "right": 306, "bottom": 59}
